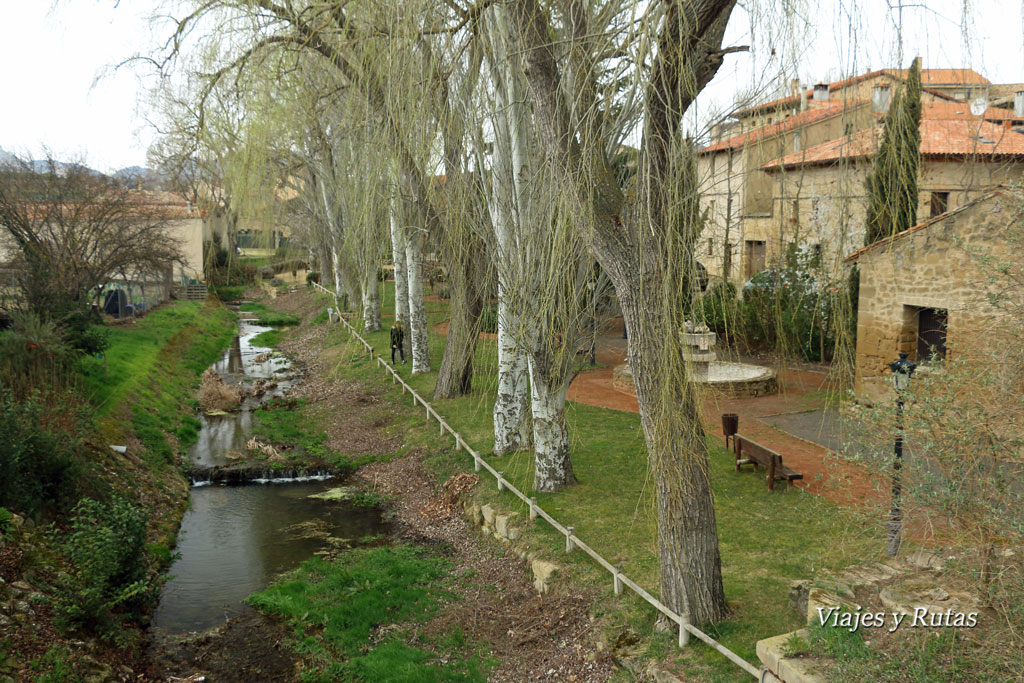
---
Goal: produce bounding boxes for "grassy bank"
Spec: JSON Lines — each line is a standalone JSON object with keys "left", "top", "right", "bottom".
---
{"left": 250, "top": 545, "right": 493, "bottom": 682}
{"left": 0, "top": 299, "right": 238, "bottom": 679}
{"left": 257, "top": 285, "right": 885, "bottom": 681}
{"left": 77, "top": 300, "right": 237, "bottom": 463}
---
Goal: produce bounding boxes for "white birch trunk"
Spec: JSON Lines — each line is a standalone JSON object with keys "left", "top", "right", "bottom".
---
{"left": 389, "top": 196, "right": 411, "bottom": 355}
{"left": 406, "top": 226, "right": 430, "bottom": 374}
{"left": 493, "top": 287, "right": 531, "bottom": 453}
{"left": 361, "top": 260, "right": 381, "bottom": 332}
{"left": 487, "top": 8, "right": 533, "bottom": 453}
{"left": 528, "top": 355, "right": 575, "bottom": 492}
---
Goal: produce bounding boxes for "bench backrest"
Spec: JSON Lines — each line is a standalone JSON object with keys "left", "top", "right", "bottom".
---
{"left": 734, "top": 434, "right": 782, "bottom": 467}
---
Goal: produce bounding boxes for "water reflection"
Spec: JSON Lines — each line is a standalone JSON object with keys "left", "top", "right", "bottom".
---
{"left": 151, "top": 481, "right": 383, "bottom": 634}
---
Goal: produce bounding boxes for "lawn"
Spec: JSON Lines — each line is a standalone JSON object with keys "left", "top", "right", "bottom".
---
{"left": 282, "top": 283, "right": 884, "bottom": 680}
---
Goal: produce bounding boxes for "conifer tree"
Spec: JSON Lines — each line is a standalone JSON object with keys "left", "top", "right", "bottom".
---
{"left": 864, "top": 57, "right": 922, "bottom": 245}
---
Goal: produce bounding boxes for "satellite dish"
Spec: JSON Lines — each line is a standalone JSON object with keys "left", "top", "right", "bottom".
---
{"left": 970, "top": 96, "right": 988, "bottom": 116}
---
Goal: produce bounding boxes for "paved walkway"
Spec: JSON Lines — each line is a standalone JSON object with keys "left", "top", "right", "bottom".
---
{"left": 567, "top": 322, "right": 887, "bottom": 508}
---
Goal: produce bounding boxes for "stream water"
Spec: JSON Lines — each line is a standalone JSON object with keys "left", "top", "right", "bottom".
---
{"left": 150, "top": 318, "right": 386, "bottom": 636}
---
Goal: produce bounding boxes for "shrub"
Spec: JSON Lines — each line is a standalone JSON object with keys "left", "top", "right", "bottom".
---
{"left": 739, "top": 244, "right": 838, "bottom": 362}
{"left": 306, "top": 271, "right": 321, "bottom": 286}
{"left": 0, "top": 314, "right": 73, "bottom": 392}
{"left": 57, "top": 496, "right": 151, "bottom": 630}
{"left": 697, "top": 280, "right": 739, "bottom": 344}
{"left": 198, "top": 368, "right": 244, "bottom": 412}
{"left": 0, "top": 388, "right": 82, "bottom": 517}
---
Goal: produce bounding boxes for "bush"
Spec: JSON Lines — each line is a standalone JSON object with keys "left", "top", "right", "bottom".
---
{"left": 739, "top": 244, "right": 838, "bottom": 362}
{"left": 698, "top": 280, "right": 739, "bottom": 344}
{"left": 0, "top": 388, "right": 82, "bottom": 517}
{"left": 57, "top": 496, "right": 152, "bottom": 630}
{"left": 306, "top": 271, "right": 321, "bottom": 286}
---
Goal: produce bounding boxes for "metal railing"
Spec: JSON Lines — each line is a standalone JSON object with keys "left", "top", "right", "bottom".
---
{"left": 311, "top": 281, "right": 759, "bottom": 679}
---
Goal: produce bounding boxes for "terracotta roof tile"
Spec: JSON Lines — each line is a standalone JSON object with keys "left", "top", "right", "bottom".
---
{"left": 737, "top": 68, "right": 988, "bottom": 116}
{"left": 698, "top": 102, "right": 852, "bottom": 154}
{"left": 763, "top": 117, "right": 1024, "bottom": 170}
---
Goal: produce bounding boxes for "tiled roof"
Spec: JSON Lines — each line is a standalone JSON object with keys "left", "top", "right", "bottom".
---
{"left": 763, "top": 117, "right": 1024, "bottom": 170}
{"left": 698, "top": 101, "right": 853, "bottom": 154}
{"left": 844, "top": 188, "right": 1007, "bottom": 263}
{"left": 922, "top": 100, "right": 1021, "bottom": 121}
{"left": 737, "top": 68, "right": 988, "bottom": 116}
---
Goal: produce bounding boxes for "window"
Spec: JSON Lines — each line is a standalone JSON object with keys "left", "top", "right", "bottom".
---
{"left": 708, "top": 238, "right": 714, "bottom": 256}
{"left": 791, "top": 199, "right": 800, "bottom": 225}
{"left": 844, "top": 123, "right": 854, "bottom": 136}
{"left": 930, "top": 191, "right": 950, "bottom": 217}
{"left": 901, "top": 305, "right": 948, "bottom": 362}
{"left": 917, "top": 308, "right": 948, "bottom": 362}
{"left": 744, "top": 240, "right": 767, "bottom": 278}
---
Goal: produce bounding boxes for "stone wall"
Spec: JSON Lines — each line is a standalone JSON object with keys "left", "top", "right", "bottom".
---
{"left": 853, "top": 192, "right": 1020, "bottom": 402}
{"left": 766, "top": 159, "right": 1024, "bottom": 282}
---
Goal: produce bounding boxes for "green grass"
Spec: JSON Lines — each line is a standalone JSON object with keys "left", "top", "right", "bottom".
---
{"left": 75, "top": 301, "right": 237, "bottom": 463}
{"left": 299, "top": 281, "right": 885, "bottom": 681}
{"left": 251, "top": 328, "right": 285, "bottom": 348}
{"left": 249, "top": 545, "right": 493, "bottom": 682}
{"left": 240, "top": 302, "right": 300, "bottom": 326}
{"left": 800, "top": 625, "right": 1006, "bottom": 681}
{"left": 209, "top": 284, "right": 246, "bottom": 301}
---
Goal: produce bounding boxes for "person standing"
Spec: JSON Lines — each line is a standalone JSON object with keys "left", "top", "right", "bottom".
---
{"left": 390, "top": 320, "right": 406, "bottom": 364}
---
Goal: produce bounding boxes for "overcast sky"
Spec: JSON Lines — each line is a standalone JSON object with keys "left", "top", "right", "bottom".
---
{"left": 0, "top": 0, "right": 1021, "bottom": 172}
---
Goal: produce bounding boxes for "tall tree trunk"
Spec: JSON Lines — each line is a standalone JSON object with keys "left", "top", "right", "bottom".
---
{"left": 486, "top": 7, "right": 540, "bottom": 453}
{"left": 434, "top": 236, "right": 485, "bottom": 398}
{"left": 390, "top": 195, "right": 411, "bottom": 356}
{"left": 619, "top": 280, "right": 727, "bottom": 623}
{"left": 493, "top": 287, "right": 531, "bottom": 453}
{"left": 405, "top": 224, "right": 430, "bottom": 374}
{"left": 527, "top": 351, "right": 576, "bottom": 492}
{"left": 361, "top": 259, "right": 381, "bottom": 332}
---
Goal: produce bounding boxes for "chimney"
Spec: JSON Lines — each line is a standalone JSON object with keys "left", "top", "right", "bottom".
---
{"left": 1015, "top": 91, "right": 1024, "bottom": 117}
{"left": 872, "top": 85, "right": 892, "bottom": 113}
{"left": 790, "top": 78, "right": 801, "bottom": 98}
{"left": 813, "top": 83, "right": 829, "bottom": 101}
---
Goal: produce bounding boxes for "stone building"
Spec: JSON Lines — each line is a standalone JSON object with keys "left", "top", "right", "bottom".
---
{"left": 697, "top": 67, "right": 1024, "bottom": 284}
{"left": 844, "top": 188, "right": 1022, "bottom": 402}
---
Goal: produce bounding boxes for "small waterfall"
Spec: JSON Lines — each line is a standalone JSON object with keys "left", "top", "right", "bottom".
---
{"left": 188, "top": 465, "right": 337, "bottom": 487}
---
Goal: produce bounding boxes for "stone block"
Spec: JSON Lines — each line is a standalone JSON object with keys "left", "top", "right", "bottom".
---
{"left": 756, "top": 630, "right": 828, "bottom": 683}
{"left": 481, "top": 504, "right": 496, "bottom": 528}
{"left": 531, "top": 559, "right": 559, "bottom": 594}
{"left": 494, "top": 512, "right": 520, "bottom": 541}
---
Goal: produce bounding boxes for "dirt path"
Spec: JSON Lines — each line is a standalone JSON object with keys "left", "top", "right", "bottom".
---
{"left": 356, "top": 456, "right": 614, "bottom": 682}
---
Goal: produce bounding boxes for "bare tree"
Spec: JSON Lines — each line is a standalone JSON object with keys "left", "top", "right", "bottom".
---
{"left": 0, "top": 156, "right": 184, "bottom": 322}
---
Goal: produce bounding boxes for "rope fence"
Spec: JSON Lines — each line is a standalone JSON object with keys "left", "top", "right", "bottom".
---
{"left": 310, "top": 282, "right": 759, "bottom": 679}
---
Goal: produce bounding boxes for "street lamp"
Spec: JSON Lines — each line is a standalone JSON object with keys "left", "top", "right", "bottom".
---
{"left": 886, "top": 352, "right": 916, "bottom": 556}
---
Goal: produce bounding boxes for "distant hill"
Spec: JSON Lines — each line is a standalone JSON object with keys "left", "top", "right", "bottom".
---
{"left": 112, "top": 165, "right": 171, "bottom": 191}
{"left": 0, "top": 149, "right": 169, "bottom": 189}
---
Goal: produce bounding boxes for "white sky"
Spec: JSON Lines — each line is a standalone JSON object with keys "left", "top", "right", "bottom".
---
{"left": 0, "top": 0, "right": 1021, "bottom": 171}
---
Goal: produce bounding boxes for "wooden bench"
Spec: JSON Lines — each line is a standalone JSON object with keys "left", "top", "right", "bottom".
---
{"left": 733, "top": 433, "right": 803, "bottom": 491}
